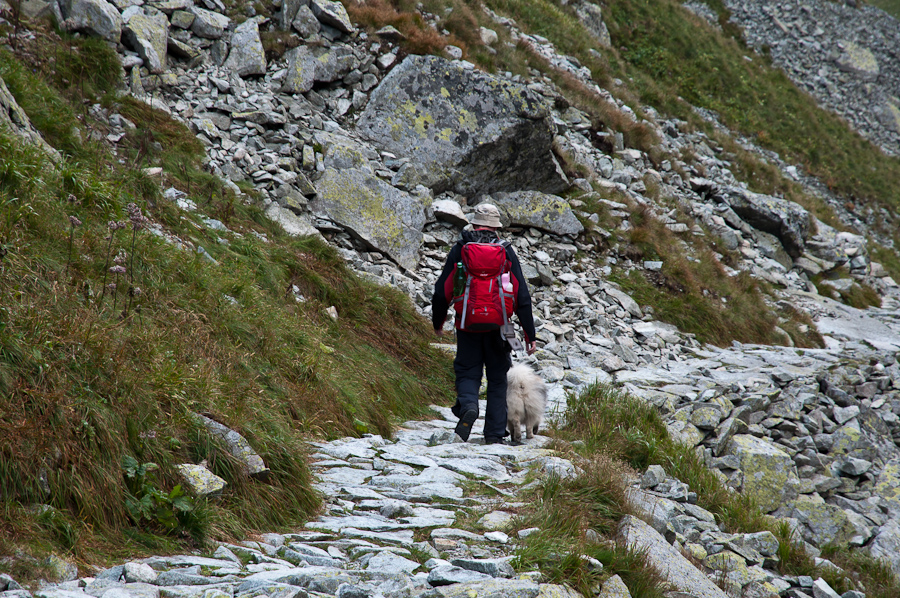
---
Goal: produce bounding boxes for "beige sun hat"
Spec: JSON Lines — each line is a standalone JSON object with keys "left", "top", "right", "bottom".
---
{"left": 469, "top": 203, "right": 503, "bottom": 228}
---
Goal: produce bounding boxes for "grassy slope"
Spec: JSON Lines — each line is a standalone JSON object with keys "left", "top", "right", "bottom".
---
{"left": 869, "top": 0, "right": 900, "bottom": 19}
{"left": 0, "top": 34, "right": 453, "bottom": 576}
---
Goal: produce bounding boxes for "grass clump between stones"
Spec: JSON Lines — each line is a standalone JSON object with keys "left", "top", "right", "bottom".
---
{"left": 535, "top": 380, "right": 900, "bottom": 595}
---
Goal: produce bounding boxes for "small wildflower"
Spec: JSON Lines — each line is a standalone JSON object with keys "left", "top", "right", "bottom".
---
{"left": 132, "top": 287, "right": 142, "bottom": 297}
{"left": 117, "top": 220, "right": 126, "bottom": 229}
{"left": 107, "top": 283, "right": 117, "bottom": 292}
{"left": 110, "top": 265, "right": 126, "bottom": 275}
{"left": 69, "top": 215, "right": 82, "bottom": 227}
{"left": 67, "top": 194, "right": 78, "bottom": 203}
{"left": 108, "top": 220, "right": 117, "bottom": 230}
{"left": 114, "top": 252, "right": 127, "bottom": 265}
{"left": 138, "top": 430, "right": 157, "bottom": 439}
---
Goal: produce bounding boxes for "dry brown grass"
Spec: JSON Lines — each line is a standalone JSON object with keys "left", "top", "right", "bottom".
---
{"left": 346, "top": 0, "right": 465, "bottom": 57}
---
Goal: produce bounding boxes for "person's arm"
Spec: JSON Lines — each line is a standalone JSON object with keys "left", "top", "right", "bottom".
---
{"left": 506, "top": 247, "right": 536, "bottom": 345}
{"left": 432, "top": 243, "right": 462, "bottom": 333}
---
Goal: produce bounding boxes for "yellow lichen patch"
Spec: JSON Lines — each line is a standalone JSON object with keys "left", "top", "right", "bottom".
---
{"left": 458, "top": 108, "right": 478, "bottom": 131}
{"left": 887, "top": 99, "right": 900, "bottom": 133}
{"left": 875, "top": 458, "right": 900, "bottom": 513}
{"left": 414, "top": 112, "right": 435, "bottom": 137}
{"left": 840, "top": 41, "right": 879, "bottom": 77}
{"left": 830, "top": 421, "right": 862, "bottom": 455}
{"left": 441, "top": 87, "right": 450, "bottom": 98}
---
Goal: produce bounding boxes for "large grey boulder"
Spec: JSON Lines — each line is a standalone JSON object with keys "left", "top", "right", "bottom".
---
{"left": 62, "top": 0, "right": 122, "bottom": 41}
{"left": 282, "top": 46, "right": 317, "bottom": 94}
{"left": 312, "top": 168, "right": 425, "bottom": 271}
{"left": 224, "top": 18, "right": 267, "bottom": 77}
{"left": 189, "top": 6, "right": 230, "bottom": 39}
{"left": 281, "top": 45, "right": 359, "bottom": 93}
{"left": 277, "top": 0, "right": 303, "bottom": 30}
{"left": 123, "top": 8, "right": 169, "bottom": 74}
{"left": 487, "top": 192, "right": 583, "bottom": 237}
{"left": 868, "top": 518, "right": 900, "bottom": 577}
{"left": 291, "top": 5, "right": 320, "bottom": 38}
{"left": 357, "top": 55, "right": 569, "bottom": 197}
{"left": 576, "top": 3, "right": 611, "bottom": 47}
{"left": 0, "top": 75, "right": 60, "bottom": 160}
{"left": 715, "top": 186, "right": 810, "bottom": 258}
{"left": 617, "top": 515, "right": 728, "bottom": 598}
{"left": 780, "top": 495, "right": 857, "bottom": 547}
{"left": 726, "top": 434, "right": 799, "bottom": 513}
{"left": 309, "top": 0, "right": 354, "bottom": 33}
{"left": 191, "top": 412, "right": 269, "bottom": 478}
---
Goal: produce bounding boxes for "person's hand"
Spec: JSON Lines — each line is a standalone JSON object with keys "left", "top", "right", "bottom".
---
{"left": 526, "top": 341, "right": 536, "bottom": 355}
{"left": 434, "top": 328, "right": 444, "bottom": 337}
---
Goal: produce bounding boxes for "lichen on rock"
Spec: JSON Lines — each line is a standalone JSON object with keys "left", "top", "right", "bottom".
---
{"left": 357, "top": 55, "right": 569, "bottom": 197}
{"left": 312, "top": 168, "right": 425, "bottom": 271}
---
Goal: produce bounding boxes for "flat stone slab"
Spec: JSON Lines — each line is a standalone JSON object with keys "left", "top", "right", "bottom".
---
{"left": 306, "top": 516, "right": 411, "bottom": 533}
{"left": 364, "top": 552, "right": 421, "bottom": 575}
{"left": 427, "top": 566, "right": 493, "bottom": 586}
{"left": 318, "top": 467, "right": 375, "bottom": 486}
{"left": 419, "top": 580, "right": 540, "bottom": 598}
{"left": 439, "top": 458, "right": 510, "bottom": 481}
{"left": 340, "top": 528, "right": 416, "bottom": 547}
{"left": 618, "top": 515, "right": 728, "bottom": 598}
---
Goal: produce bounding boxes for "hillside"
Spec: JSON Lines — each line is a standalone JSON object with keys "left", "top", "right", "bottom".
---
{"left": 3, "top": 0, "right": 900, "bottom": 595}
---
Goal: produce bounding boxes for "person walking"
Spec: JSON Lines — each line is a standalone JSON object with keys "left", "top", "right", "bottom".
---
{"left": 432, "top": 203, "right": 537, "bottom": 445}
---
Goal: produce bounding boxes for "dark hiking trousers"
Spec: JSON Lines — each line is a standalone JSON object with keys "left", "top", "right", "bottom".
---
{"left": 451, "top": 329, "right": 512, "bottom": 440}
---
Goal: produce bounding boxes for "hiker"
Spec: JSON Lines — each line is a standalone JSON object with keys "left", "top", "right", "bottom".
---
{"left": 432, "top": 203, "right": 537, "bottom": 445}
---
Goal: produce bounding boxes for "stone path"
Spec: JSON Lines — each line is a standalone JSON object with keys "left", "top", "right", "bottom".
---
{"left": 23, "top": 306, "right": 900, "bottom": 598}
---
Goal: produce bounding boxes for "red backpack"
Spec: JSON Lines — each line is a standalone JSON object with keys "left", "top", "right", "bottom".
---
{"left": 444, "top": 241, "right": 518, "bottom": 332}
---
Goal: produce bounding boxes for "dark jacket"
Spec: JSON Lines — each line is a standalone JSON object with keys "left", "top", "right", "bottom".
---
{"left": 432, "top": 229, "right": 536, "bottom": 343}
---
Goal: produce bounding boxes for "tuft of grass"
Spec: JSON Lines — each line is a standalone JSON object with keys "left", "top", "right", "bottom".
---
{"left": 514, "top": 456, "right": 668, "bottom": 598}
{"left": 870, "top": 241, "right": 900, "bottom": 282}
{"left": 345, "top": 0, "right": 460, "bottom": 57}
{"left": 868, "top": 0, "right": 900, "bottom": 19}
{"left": 813, "top": 268, "right": 882, "bottom": 309}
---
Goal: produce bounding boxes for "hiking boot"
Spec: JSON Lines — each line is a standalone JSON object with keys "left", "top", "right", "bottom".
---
{"left": 454, "top": 409, "right": 478, "bottom": 442}
{"left": 484, "top": 437, "right": 508, "bottom": 445}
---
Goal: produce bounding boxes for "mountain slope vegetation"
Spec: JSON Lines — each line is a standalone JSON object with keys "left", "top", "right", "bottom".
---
{"left": 0, "top": 35, "right": 452, "bottom": 575}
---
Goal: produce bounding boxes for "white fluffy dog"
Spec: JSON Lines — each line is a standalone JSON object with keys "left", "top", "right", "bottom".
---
{"left": 506, "top": 363, "right": 547, "bottom": 444}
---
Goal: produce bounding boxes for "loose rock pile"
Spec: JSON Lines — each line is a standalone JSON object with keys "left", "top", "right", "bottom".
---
{"left": 722, "top": 0, "right": 900, "bottom": 158}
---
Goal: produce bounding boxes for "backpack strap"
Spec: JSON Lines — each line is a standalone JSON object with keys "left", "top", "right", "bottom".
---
{"left": 460, "top": 271, "right": 472, "bottom": 329}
